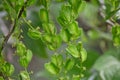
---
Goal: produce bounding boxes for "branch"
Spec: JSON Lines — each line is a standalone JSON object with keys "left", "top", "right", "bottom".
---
{"left": 0, "top": 0, "right": 29, "bottom": 54}
{"left": 98, "top": 0, "right": 114, "bottom": 26}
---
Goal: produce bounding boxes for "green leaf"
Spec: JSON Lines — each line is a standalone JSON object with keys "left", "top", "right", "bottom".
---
{"left": 19, "top": 71, "right": 30, "bottom": 80}
{"left": 60, "top": 29, "right": 71, "bottom": 42}
{"left": 68, "top": 0, "right": 86, "bottom": 14}
{"left": 51, "top": 54, "right": 63, "bottom": 67}
{"left": 22, "top": 21, "right": 47, "bottom": 58}
{"left": 80, "top": 48, "right": 87, "bottom": 62}
{"left": 3, "top": 0, "right": 17, "bottom": 19}
{"left": 8, "top": 64, "right": 14, "bottom": 76}
{"left": 45, "top": 34, "right": 62, "bottom": 50}
{"left": 57, "top": 16, "right": 69, "bottom": 27}
{"left": 66, "top": 44, "right": 80, "bottom": 58}
{"left": 39, "top": 0, "right": 50, "bottom": 8}
{"left": 27, "top": 28, "right": 41, "bottom": 40}
{"left": 58, "top": 5, "right": 74, "bottom": 27}
{"left": 112, "top": 25, "right": 120, "bottom": 46}
{"left": 39, "top": 8, "right": 49, "bottom": 23}
{"left": 68, "top": 21, "right": 81, "bottom": 37}
{"left": 60, "top": 5, "right": 73, "bottom": 22}
{"left": 1, "top": 63, "right": 14, "bottom": 76}
{"left": 26, "top": 49, "right": 33, "bottom": 64}
{"left": 42, "top": 22, "right": 56, "bottom": 35}
{"left": 19, "top": 56, "right": 28, "bottom": 68}
{"left": 42, "top": 34, "right": 52, "bottom": 43}
{"left": 51, "top": 35, "right": 62, "bottom": 50}
{"left": 45, "top": 62, "right": 60, "bottom": 75}
{"left": 16, "top": 42, "right": 26, "bottom": 56}
{"left": 19, "top": 50, "right": 32, "bottom": 68}
{"left": 93, "top": 54, "right": 120, "bottom": 80}
{"left": 105, "top": 8, "right": 120, "bottom": 20}
{"left": 64, "top": 58, "right": 75, "bottom": 71}
{"left": 78, "top": 1, "right": 86, "bottom": 13}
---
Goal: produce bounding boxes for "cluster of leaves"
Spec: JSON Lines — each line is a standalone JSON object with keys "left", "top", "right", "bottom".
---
{"left": 16, "top": 42, "right": 32, "bottom": 80}
{"left": 0, "top": 0, "right": 33, "bottom": 80}
{"left": 0, "top": 42, "right": 32, "bottom": 80}
{"left": 104, "top": 0, "right": 120, "bottom": 19}
{"left": 0, "top": 55, "right": 14, "bottom": 79}
{"left": 41, "top": 0, "right": 87, "bottom": 80}
{"left": 25, "top": 0, "right": 87, "bottom": 80}
{"left": 0, "top": 0, "right": 120, "bottom": 80}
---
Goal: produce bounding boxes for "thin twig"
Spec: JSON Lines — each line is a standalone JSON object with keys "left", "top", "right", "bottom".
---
{"left": 98, "top": 0, "right": 115, "bottom": 26}
{"left": 0, "top": 0, "right": 29, "bottom": 53}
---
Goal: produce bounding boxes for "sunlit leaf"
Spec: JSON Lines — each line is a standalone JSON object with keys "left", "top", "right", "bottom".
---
{"left": 66, "top": 44, "right": 80, "bottom": 58}
{"left": 51, "top": 54, "right": 63, "bottom": 67}
{"left": 19, "top": 71, "right": 30, "bottom": 80}
{"left": 39, "top": 8, "right": 49, "bottom": 23}
{"left": 81, "top": 48, "right": 87, "bottom": 62}
{"left": 64, "top": 58, "right": 75, "bottom": 71}
{"left": 16, "top": 42, "right": 26, "bottom": 56}
{"left": 27, "top": 28, "right": 41, "bottom": 40}
{"left": 1, "top": 63, "right": 14, "bottom": 76}
{"left": 45, "top": 62, "right": 60, "bottom": 75}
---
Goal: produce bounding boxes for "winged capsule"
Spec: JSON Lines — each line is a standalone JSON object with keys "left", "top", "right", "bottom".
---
{"left": 16, "top": 42, "right": 26, "bottom": 56}
{"left": 1, "top": 63, "right": 14, "bottom": 76}
{"left": 19, "top": 50, "right": 32, "bottom": 68}
{"left": 40, "top": 0, "right": 50, "bottom": 9}
{"left": 68, "top": 0, "right": 86, "bottom": 14}
{"left": 112, "top": 25, "right": 120, "bottom": 46}
{"left": 52, "top": 35, "right": 62, "bottom": 49}
{"left": 51, "top": 54, "right": 63, "bottom": 68}
{"left": 47, "top": 35, "right": 62, "bottom": 50}
{"left": 77, "top": 1, "right": 86, "bottom": 13}
{"left": 60, "top": 29, "right": 71, "bottom": 42}
{"left": 42, "top": 34, "right": 52, "bottom": 43}
{"left": 19, "top": 56, "right": 28, "bottom": 68}
{"left": 27, "top": 28, "right": 41, "bottom": 40}
{"left": 19, "top": 71, "right": 30, "bottom": 80}
{"left": 39, "top": 8, "right": 49, "bottom": 23}
{"left": 45, "top": 62, "right": 60, "bottom": 75}
{"left": 64, "top": 58, "right": 74, "bottom": 71}
{"left": 42, "top": 22, "right": 56, "bottom": 35}
{"left": 26, "top": 50, "right": 33, "bottom": 65}
{"left": 68, "top": 21, "right": 81, "bottom": 37}
{"left": 77, "top": 42, "right": 87, "bottom": 62}
{"left": 58, "top": 5, "right": 73, "bottom": 27}
{"left": 66, "top": 44, "right": 80, "bottom": 58}
{"left": 60, "top": 5, "right": 72, "bottom": 22}
{"left": 80, "top": 48, "right": 87, "bottom": 62}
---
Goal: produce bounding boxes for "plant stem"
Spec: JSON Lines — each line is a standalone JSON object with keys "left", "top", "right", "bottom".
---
{"left": 23, "top": 18, "right": 34, "bottom": 29}
{"left": 0, "top": 0, "right": 29, "bottom": 53}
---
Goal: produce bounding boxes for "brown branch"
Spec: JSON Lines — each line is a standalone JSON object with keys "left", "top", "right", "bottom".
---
{"left": 0, "top": 0, "right": 29, "bottom": 54}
